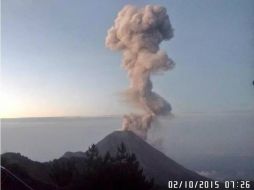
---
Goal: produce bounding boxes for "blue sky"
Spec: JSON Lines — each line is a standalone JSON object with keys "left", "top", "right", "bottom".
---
{"left": 1, "top": 0, "right": 254, "bottom": 118}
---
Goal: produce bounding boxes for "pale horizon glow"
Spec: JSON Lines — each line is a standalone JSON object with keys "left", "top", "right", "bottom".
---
{"left": 1, "top": 0, "right": 254, "bottom": 118}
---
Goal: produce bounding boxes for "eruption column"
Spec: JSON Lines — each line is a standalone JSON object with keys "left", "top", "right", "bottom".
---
{"left": 106, "top": 5, "right": 175, "bottom": 139}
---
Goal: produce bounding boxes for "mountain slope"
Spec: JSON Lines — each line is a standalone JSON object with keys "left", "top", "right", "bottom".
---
{"left": 96, "top": 131, "right": 208, "bottom": 184}
{"left": 1, "top": 153, "right": 52, "bottom": 184}
{"left": 2, "top": 130, "right": 208, "bottom": 188}
{"left": 64, "top": 130, "right": 208, "bottom": 185}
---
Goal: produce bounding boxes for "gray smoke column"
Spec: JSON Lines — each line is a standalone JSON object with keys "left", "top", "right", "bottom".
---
{"left": 106, "top": 5, "right": 175, "bottom": 139}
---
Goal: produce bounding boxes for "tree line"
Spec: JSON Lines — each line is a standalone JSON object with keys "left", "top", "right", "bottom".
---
{"left": 2, "top": 143, "right": 155, "bottom": 190}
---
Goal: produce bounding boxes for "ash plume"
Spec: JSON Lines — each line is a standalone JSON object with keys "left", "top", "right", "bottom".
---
{"left": 106, "top": 5, "right": 175, "bottom": 139}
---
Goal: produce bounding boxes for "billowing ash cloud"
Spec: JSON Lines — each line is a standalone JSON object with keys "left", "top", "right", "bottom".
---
{"left": 106, "top": 5, "right": 175, "bottom": 139}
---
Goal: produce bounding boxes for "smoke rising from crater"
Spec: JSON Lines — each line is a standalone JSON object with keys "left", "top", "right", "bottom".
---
{"left": 106, "top": 5, "right": 175, "bottom": 139}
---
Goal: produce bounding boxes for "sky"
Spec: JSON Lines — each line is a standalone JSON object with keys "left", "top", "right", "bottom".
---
{"left": 1, "top": 0, "right": 254, "bottom": 118}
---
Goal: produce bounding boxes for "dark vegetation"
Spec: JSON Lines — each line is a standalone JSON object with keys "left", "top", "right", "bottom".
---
{"left": 1, "top": 143, "right": 155, "bottom": 190}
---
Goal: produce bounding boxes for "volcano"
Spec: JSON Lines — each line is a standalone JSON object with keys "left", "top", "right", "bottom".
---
{"left": 2, "top": 130, "right": 209, "bottom": 189}
{"left": 63, "top": 130, "right": 208, "bottom": 185}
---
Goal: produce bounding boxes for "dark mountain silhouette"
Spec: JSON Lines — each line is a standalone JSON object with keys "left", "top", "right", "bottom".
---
{"left": 63, "top": 130, "right": 208, "bottom": 185}
{"left": 1, "top": 153, "right": 52, "bottom": 183}
{"left": 1, "top": 142, "right": 154, "bottom": 190}
{"left": 2, "top": 130, "right": 229, "bottom": 190}
{"left": 1, "top": 153, "right": 56, "bottom": 189}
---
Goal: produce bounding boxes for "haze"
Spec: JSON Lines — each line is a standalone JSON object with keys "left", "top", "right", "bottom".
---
{"left": 1, "top": 0, "right": 254, "bottom": 118}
